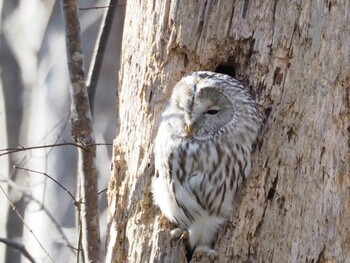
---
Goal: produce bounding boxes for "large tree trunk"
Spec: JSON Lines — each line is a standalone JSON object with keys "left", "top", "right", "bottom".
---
{"left": 106, "top": 1, "right": 350, "bottom": 262}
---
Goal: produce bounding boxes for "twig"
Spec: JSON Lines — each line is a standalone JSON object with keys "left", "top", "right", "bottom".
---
{"left": 0, "top": 237, "right": 36, "bottom": 263}
{"left": 86, "top": 0, "right": 120, "bottom": 114}
{"left": 98, "top": 187, "right": 108, "bottom": 195}
{"left": 3, "top": 177, "right": 76, "bottom": 254}
{"left": 0, "top": 142, "right": 84, "bottom": 156}
{"left": 0, "top": 184, "right": 54, "bottom": 263}
{"left": 79, "top": 3, "right": 126, "bottom": 11}
{"left": 0, "top": 142, "right": 112, "bottom": 157}
{"left": 76, "top": 182, "right": 83, "bottom": 263}
{"left": 67, "top": 244, "right": 79, "bottom": 251}
{"left": 42, "top": 114, "right": 71, "bottom": 157}
{"left": 14, "top": 166, "right": 79, "bottom": 207}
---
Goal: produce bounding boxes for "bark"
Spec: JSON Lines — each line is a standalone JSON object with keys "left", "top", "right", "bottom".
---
{"left": 107, "top": 1, "right": 350, "bottom": 262}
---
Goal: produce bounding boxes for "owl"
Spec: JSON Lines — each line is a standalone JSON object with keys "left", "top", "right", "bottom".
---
{"left": 152, "top": 71, "right": 263, "bottom": 260}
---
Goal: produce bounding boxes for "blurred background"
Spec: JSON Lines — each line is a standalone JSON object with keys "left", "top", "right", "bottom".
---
{"left": 0, "top": 0, "right": 125, "bottom": 262}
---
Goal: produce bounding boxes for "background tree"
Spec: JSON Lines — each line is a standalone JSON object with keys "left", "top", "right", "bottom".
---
{"left": 0, "top": 1, "right": 125, "bottom": 262}
{"left": 106, "top": 1, "right": 350, "bottom": 262}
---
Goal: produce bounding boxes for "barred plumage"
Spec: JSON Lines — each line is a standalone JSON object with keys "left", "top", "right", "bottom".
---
{"left": 152, "top": 71, "right": 262, "bottom": 258}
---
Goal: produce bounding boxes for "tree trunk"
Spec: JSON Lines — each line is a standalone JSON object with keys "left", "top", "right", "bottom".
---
{"left": 106, "top": 1, "right": 350, "bottom": 262}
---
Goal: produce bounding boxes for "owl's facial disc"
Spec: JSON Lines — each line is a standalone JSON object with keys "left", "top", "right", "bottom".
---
{"left": 184, "top": 88, "right": 234, "bottom": 138}
{"left": 184, "top": 103, "right": 221, "bottom": 137}
{"left": 171, "top": 83, "right": 235, "bottom": 138}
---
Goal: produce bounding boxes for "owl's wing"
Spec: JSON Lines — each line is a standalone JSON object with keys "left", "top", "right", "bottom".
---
{"left": 186, "top": 170, "right": 230, "bottom": 217}
{"left": 186, "top": 172, "right": 211, "bottom": 211}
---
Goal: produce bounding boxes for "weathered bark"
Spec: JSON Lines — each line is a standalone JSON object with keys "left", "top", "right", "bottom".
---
{"left": 107, "top": 1, "right": 350, "bottom": 262}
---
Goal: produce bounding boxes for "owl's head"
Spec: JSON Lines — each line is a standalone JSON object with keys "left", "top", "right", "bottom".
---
{"left": 162, "top": 71, "right": 252, "bottom": 140}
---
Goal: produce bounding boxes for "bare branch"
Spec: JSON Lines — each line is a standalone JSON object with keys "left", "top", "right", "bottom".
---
{"left": 3, "top": 177, "right": 76, "bottom": 254}
{"left": 61, "top": 0, "right": 101, "bottom": 261}
{"left": 98, "top": 187, "right": 108, "bottom": 195}
{"left": 14, "top": 166, "right": 79, "bottom": 206}
{"left": 0, "top": 142, "right": 112, "bottom": 157}
{"left": 79, "top": 3, "right": 126, "bottom": 11}
{"left": 86, "top": 0, "right": 121, "bottom": 113}
{"left": 0, "top": 142, "right": 84, "bottom": 156}
{"left": 67, "top": 244, "right": 79, "bottom": 251}
{"left": 76, "top": 187, "right": 83, "bottom": 263}
{"left": 0, "top": 237, "right": 36, "bottom": 263}
{"left": 0, "top": 185, "right": 54, "bottom": 263}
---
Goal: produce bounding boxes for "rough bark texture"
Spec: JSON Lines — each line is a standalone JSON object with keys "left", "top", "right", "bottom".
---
{"left": 107, "top": 1, "right": 350, "bottom": 262}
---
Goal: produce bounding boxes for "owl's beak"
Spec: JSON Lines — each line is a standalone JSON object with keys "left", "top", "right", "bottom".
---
{"left": 186, "top": 123, "right": 193, "bottom": 135}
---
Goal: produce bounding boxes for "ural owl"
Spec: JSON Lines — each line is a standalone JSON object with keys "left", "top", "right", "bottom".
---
{"left": 152, "top": 71, "right": 263, "bottom": 259}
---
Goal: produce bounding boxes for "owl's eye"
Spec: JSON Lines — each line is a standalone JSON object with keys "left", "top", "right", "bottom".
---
{"left": 204, "top": 105, "right": 219, "bottom": 115}
{"left": 205, "top": 109, "right": 219, "bottom": 115}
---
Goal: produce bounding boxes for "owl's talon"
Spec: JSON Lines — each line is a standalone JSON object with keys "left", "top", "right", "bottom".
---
{"left": 180, "top": 230, "right": 189, "bottom": 241}
{"left": 193, "top": 245, "right": 218, "bottom": 261}
{"left": 170, "top": 228, "right": 188, "bottom": 241}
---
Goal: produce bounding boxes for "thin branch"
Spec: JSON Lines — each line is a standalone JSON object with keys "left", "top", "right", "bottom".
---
{"left": 61, "top": 0, "right": 101, "bottom": 261}
{"left": 67, "top": 244, "right": 79, "bottom": 251}
{"left": 79, "top": 3, "right": 126, "bottom": 11}
{"left": 86, "top": 0, "right": 120, "bottom": 114}
{"left": 24, "top": 195, "right": 77, "bottom": 254}
{"left": 14, "top": 166, "right": 79, "bottom": 207}
{"left": 3, "top": 177, "right": 76, "bottom": 254}
{"left": 0, "top": 184, "right": 54, "bottom": 263}
{"left": 0, "top": 142, "right": 112, "bottom": 157}
{"left": 0, "top": 237, "right": 36, "bottom": 263}
{"left": 0, "top": 142, "right": 84, "bottom": 156}
{"left": 76, "top": 182, "right": 83, "bottom": 263}
{"left": 98, "top": 187, "right": 108, "bottom": 195}
{"left": 42, "top": 114, "right": 71, "bottom": 157}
